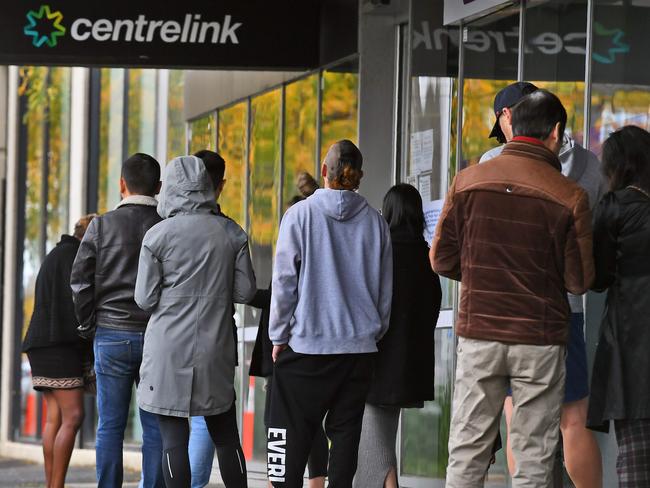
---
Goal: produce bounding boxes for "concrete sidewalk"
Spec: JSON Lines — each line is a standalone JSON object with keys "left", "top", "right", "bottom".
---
{"left": 0, "top": 457, "right": 139, "bottom": 487}
{"left": 0, "top": 457, "right": 143, "bottom": 487}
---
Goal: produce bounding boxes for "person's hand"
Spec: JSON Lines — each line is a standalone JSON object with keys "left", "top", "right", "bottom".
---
{"left": 272, "top": 344, "right": 288, "bottom": 363}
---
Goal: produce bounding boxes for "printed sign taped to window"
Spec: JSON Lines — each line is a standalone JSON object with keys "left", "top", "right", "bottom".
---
{"left": 423, "top": 199, "right": 444, "bottom": 245}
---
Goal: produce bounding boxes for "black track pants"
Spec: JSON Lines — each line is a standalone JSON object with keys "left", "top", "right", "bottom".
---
{"left": 267, "top": 348, "right": 374, "bottom": 488}
{"left": 158, "top": 404, "right": 247, "bottom": 488}
{"left": 264, "top": 376, "right": 329, "bottom": 479}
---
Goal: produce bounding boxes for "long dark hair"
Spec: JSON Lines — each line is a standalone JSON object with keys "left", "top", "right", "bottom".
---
{"left": 382, "top": 184, "right": 425, "bottom": 237}
{"left": 602, "top": 125, "right": 650, "bottom": 192}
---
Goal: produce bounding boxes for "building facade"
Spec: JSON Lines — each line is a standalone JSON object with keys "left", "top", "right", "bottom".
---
{"left": 1, "top": 0, "right": 648, "bottom": 486}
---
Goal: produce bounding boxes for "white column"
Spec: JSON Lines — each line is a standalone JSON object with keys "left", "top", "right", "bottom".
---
{"left": 69, "top": 67, "right": 89, "bottom": 225}
{"left": 1, "top": 66, "right": 20, "bottom": 443}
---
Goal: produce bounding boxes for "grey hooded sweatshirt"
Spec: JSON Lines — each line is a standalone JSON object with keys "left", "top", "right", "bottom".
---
{"left": 269, "top": 188, "right": 393, "bottom": 355}
{"left": 135, "top": 156, "right": 256, "bottom": 417}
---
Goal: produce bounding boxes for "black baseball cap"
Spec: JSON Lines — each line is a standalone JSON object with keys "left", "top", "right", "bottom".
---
{"left": 323, "top": 139, "right": 363, "bottom": 179}
{"left": 489, "top": 82, "right": 538, "bottom": 143}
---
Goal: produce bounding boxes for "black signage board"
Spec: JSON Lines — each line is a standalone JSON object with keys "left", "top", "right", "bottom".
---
{"left": 412, "top": 1, "right": 650, "bottom": 86}
{"left": 590, "top": 6, "right": 650, "bottom": 86}
{"left": 0, "top": 1, "right": 322, "bottom": 69}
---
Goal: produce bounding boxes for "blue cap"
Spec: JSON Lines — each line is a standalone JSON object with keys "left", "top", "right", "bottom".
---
{"left": 489, "top": 82, "right": 538, "bottom": 142}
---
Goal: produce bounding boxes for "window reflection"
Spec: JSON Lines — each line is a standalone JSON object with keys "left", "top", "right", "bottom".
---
{"left": 127, "top": 69, "right": 157, "bottom": 156}
{"left": 243, "top": 341, "right": 269, "bottom": 465}
{"left": 320, "top": 65, "right": 359, "bottom": 161}
{"left": 167, "top": 70, "right": 187, "bottom": 161}
{"left": 400, "top": 328, "right": 455, "bottom": 479}
{"left": 17, "top": 66, "right": 72, "bottom": 440}
{"left": 525, "top": 0, "right": 587, "bottom": 141}
{"left": 98, "top": 68, "right": 125, "bottom": 214}
{"left": 461, "top": 8, "right": 519, "bottom": 166}
{"left": 284, "top": 76, "right": 318, "bottom": 208}
{"left": 590, "top": 1, "right": 650, "bottom": 155}
{"left": 46, "top": 68, "right": 71, "bottom": 253}
{"left": 218, "top": 103, "right": 248, "bottom": 226}
{"left": 408, "top": 0, "right": 458, "bottom": 312}
{"left": 189, "top": 113, "right": 216, "bottom": 154}
{"left": 20, "top": 67, "right": 47, "bottom": 341}
{"left": 249, "top": 90, "right": 281, "bottom": 287}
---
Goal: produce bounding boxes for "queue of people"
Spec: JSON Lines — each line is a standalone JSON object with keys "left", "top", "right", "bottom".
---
{"left": 18, "top": 80, "right": 650, "bottom": 488}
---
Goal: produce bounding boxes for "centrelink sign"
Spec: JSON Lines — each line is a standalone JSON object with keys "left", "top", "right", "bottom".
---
{"left": 1, "top": 1, "right": 321, "bottom": 69}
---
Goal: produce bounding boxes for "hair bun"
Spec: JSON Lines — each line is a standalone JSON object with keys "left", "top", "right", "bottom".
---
{"left": 336, "top": 165, "right": 362, "bottom": 190}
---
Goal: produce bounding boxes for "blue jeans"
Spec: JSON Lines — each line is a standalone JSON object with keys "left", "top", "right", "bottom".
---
{"left": 94, "top": 327, "right": 164, "bottom": 488}
{"left": 189, "top": 416, "right": 216, "bottom": 488}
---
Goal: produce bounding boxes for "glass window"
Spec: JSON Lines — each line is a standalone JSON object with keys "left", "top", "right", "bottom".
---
{"left": 284, "top": 75, "right": 318, "bottom": 207}
{"left": 407, "top": 0, "right": 458, "bottom": 312}
{"left": 249, "top": 90, "right": 281, "bottom": 288}
{"left": 400, "top": 328, "right": 455, "bottom": 479}
{"left": 524, "top": 0, "right": 587, "bottom": 141}
{"left": 167, "top": 70, "right": 187, "bottom": 161}
{"left": 127, "top": 69, "right": 157, "bottom": 156}
{"left": 17, "top": 66, "right": 72, "bottom": 440}
{"left": 19, "top": 67, "right": 47, "bottom": 338}
{"left": 320, "top": 62, "right": 359, "bottom": 161}
{"left": 98, "top": 68, "right": 125, "bottom": 214}
{"left": 218, "top": 103, "right": 248, "bottom": 227}
{"left": 461, "top": 8, "right": 520, "bottom": 166}
{"left": 188, "top": 113, "right": 216, "bottom": 154}
{"left": 46, "top": 68, "right": 71, "bottom": 253}
{"left": 243, "top": 340, "right": 269, "bottom": 467}
{"left": 590, "top": 1, "right": 650, "bottom": 155}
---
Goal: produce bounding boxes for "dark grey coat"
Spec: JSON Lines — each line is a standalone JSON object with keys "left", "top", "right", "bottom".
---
{"left": 135, "top": 156, "right": 256, "bottom": 417}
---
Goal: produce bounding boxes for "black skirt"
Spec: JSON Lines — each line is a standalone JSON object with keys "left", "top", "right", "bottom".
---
{"left": 26, "top": 344, "right": 84, "bottom": 391}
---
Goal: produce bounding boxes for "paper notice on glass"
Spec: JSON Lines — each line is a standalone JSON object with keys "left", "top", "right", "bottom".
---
{"left": 410, "top": 129, "right": 434, "bottom": 174}
{"left": 418, "top": 173, "right": 431, "bottom": 201}
{"left": 405, "top": 175, "right": 417, "bottom": 188}
{"left": 423, "top": 199, "right": 444, "bottom": 244}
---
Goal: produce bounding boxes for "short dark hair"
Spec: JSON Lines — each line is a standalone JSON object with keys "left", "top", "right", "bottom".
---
{"left": 382, "top": 184, "right": 425, "bottom": 237}
{"left": 73, "top": 214, "right": 97, "bottom": 239}
{"left": 602, "top": 125, "right": 650, "bottom": 193}
{"left": 287, "top": 195, "right": 304, "bottom": 208}
{"left": 121, "top": 153, "right": 161, "bottom": 196}
{"left": 194, "top": 150, "right": 225, "bottom": 189}
{"left": 511, "top": 90, "right": 567, "bottom": 141}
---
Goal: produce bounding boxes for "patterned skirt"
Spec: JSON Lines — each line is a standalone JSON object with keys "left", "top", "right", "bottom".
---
{"left": 615, "top": 419, "right": 650, "bottom": 487}
{"left": 26, "top": 344, "right": 84, "bottom": 391}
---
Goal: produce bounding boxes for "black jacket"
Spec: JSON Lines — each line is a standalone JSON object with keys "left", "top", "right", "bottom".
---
{"left": 71, "top": 202, "right": 162, "bottom": 335}
{"left": 248, "top": 287, "right": 272, "bottom": 378}
{"left": 366, "top": 227, "right": 442, "bottom": 407}
{"left": 588, "top": 189, "right": 650, "bottom": 431}
{"left": 22, "top": 235, "right": 84, "bottom": 352}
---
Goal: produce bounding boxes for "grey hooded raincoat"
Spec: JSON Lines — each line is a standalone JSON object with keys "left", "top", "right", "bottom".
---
{"left": 135, "top": 156, "right": 256, "bottom": 417}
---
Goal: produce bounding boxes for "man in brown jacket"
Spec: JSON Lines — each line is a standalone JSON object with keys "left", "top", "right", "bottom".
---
{"left": 431, "top": 90, "right": 594, "bottom": 488}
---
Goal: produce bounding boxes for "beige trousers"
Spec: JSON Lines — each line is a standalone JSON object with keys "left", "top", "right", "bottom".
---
{"left": 445, "top": 337, "right": 565, "bottom": 488}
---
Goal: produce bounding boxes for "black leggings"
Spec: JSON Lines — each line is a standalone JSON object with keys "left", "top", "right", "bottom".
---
{"left": 158, "top": 404, "right": 247, "bottom": 488}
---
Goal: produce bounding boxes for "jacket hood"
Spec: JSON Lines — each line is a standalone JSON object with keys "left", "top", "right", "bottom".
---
{"left": 310, "top": 188, "right": 369, "bottom": 221}
{"left": 559, "top": 135, "right": 587, "bottom": 181}
{"left": 158, "top": 156, "right": 219, "bottom": 219}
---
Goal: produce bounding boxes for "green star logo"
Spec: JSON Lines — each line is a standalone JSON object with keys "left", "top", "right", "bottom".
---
{"left": 593, "top": 22, "right": 630, "bottom": 65}
{"left": 24, "top": 5, "right": 66, "bottom": 48}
